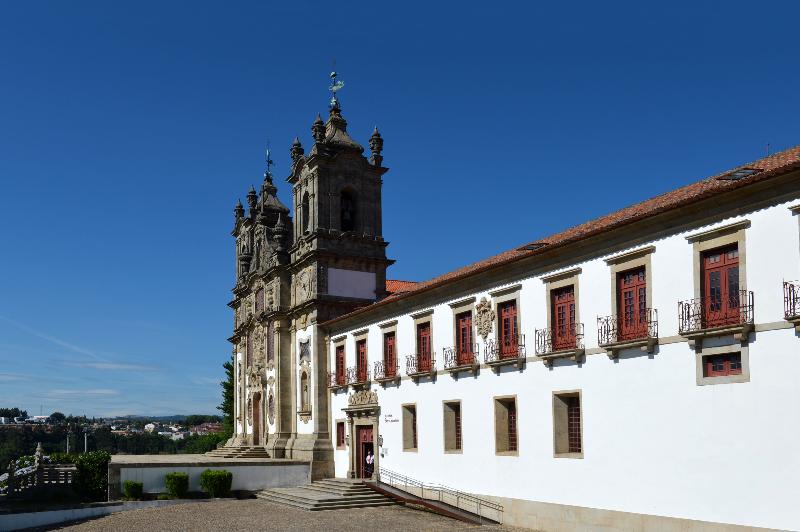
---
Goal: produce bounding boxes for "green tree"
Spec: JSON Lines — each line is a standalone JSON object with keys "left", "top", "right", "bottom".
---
{"left": 218, "top": 358, "right": 234, "bottom": 438}
{"left": 50, "top": 412, "right": 66, "bottom": 423}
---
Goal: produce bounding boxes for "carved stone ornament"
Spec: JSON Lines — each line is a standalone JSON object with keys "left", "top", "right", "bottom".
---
{"left": 267, "top": 389, "right": 275, "bottom": 425}
{"left": 299, "top": 339, "right": 311, "bottom": 365}
{"left": 475, "top": 297, "right": 496, "bottom": 340}
{"left": 348, "top": 389, "right": 379, "bottom": 406}
{"left": 247, "top": 395, "right": 253, "bottom": 421}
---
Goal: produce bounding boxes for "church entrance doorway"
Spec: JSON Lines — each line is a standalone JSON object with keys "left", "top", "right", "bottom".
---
{"left": 252, "top": 393, "right": 262, "bottom": 445}
{"left": 356, "top": 425, "right": 374, "bottom": 479}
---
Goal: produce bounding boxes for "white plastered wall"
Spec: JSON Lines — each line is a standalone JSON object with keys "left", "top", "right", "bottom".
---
{"left": 328, "top": 199, "right": 800, "bottom": 530}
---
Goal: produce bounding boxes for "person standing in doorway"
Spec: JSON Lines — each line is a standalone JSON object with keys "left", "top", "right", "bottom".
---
{"left": 365, "top": 450, "right": 375, "bottom": 478}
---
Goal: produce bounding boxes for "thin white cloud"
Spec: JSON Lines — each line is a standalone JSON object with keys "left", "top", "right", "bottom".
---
{"left": 0, "top": 316, "right": 103, "bottom": 360}
{"left": 0, "top": 372, "right": 30, "bottom": 382}
{"left": 62, "top": 361, "right": 158, "bottom": 371}
{"left": 46, "top": 389, "right": 120, "bottom": 397}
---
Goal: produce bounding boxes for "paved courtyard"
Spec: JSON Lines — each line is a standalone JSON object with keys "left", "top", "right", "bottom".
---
{"left": 51, "top": 499, "right": 531, "bottom": 531}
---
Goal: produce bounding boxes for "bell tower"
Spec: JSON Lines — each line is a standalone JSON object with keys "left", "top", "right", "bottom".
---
{"left": 279, "top": 73, "right": 392, "bottom": 478}
{"left": 287, "top": 72, "right": 393, "bottom": 325}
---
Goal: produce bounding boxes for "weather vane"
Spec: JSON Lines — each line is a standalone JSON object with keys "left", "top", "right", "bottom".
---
{"left": 329, "top": 70, "right": 345, "bottom": 109}
{"left": 265, "top": 142, "right": 273, "bottom": 175}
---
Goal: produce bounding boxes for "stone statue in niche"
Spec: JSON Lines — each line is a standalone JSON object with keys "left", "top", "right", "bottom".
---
{"left": 267, "top": 390, "right": 275, "bottom": 425}
{"left": 299, "top": 339, "right": 311, "bottom": 364}
{"left": 475, "top": 297, "right": 496, "bottom": 340}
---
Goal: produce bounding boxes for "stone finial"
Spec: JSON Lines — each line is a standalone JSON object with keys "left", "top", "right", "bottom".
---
{"left": 247, "top": 185, "right": 258, "bottom": 216}
{"left": 369, "top": 126, "right": 384, "bottom": 166}
{"left": 312, "top": 114, "right": 326, "bottom": 144}
{"left": 234, "top": 199, "right": 244, "bottom": 220}
{"left": 290, "top": 137, "right": 304, "bottom": 163}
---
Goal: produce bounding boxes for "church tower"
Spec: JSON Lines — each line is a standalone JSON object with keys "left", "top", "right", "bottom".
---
{"left": 228, "top": 73, "right": 390, "bottom": 480}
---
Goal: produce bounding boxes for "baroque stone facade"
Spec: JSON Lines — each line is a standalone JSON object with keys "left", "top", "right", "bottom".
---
{"left": 227, "top": 88, "right": 390, "bottom": 480}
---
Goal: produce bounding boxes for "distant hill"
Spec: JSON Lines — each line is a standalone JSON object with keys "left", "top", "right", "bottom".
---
{"left": 112, "top": 415, "right": 216, "bottom": 422}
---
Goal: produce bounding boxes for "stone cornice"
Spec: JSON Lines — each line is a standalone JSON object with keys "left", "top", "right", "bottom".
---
{"left": 603, "top": 245, "right": 656, "bottom": 265}
{"left": 685, "top": 219, "right": 750, "bottom": 243}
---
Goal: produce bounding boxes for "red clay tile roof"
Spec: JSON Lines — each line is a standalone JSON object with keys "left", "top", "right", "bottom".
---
{"left": 327, "top": 145, "right": 800, "bottom": 327}
{"left": 385, "top": 279, "right": 418, "bottom": 294}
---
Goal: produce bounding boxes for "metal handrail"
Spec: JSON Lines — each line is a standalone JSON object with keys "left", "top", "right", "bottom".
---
{"left": 784, "top": 281, "right": 800, "bottom": 319}
{"left": 376, "top": 467, "right": 503, "bottom": 524}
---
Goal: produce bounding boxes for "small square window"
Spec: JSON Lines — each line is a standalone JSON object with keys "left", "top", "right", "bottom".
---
{"left": 402, "top": 405, "right": 417, "bottom": 451}
{"left": 494, "top": 397, "right": 518, "bottom": 455}
{"left": 703, "top": 353, "right": 743, "bottom": 377}
{"left": 443, "top": 401, "right": 462, "bottom": 452}
{"left": 336, "top": 421, "right": 346, "bottom": 449}
{"left": 553, "top": 391, "right": 583, "bottom": 458}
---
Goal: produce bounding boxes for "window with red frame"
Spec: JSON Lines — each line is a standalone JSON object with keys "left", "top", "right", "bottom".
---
{"left": 336, "top": 421, "right": 346, "bottom": 448}
{"left": 703, "top": 353, "right": 742, "bottom": 377}
{"left": 702, "top": 245, "right": 740, "bottom": 327}
{"left": 335, "top": 345, "right": 346, "bottom": 385}
{"left": 551, "top": 286, "right": 576, "bottom": 350}
{"left": 566, "top": 396, "right": 581, "bottom": 453}
{"left": 383, "top": 332, "right": 396, "bottom": 378}
{"left": 356, "top": 339, "right": 367, "bottom": 382}
{"left": 455, "top": 311, "right": 473, "bottom": 365}
{"left": 507, "top": 401, "right": 518, "bottom": 452}
{"left": 498, "top": 301, "right": 519, "bottom": 358}
{"left": 617, "top": 267, "right": 647, "bottom": 341}
{"left": 417, "top": 322, "right": 431, "bottom": 372}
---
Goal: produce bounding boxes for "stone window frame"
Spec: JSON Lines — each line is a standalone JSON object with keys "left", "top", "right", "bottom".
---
{"left": 695, "top": 343, "right": 750, "bottom": 386}
{"left": 448, "top": 297, "right": 476, "bottom": 353}
{"left": 402, "top": 403, "right": 418, "bottom": 452}
{"left": 552, "top": 389, "right": 584, "bottom": 459}
{"left": 489, "top": 285, "right": 523, "bottom": 342}
{"left": 541, "top": 268, "right": 582, "bottom": 339}
{"left": 335, "top": 419, "right": 347, "bottom": 449}
{"left": 493, "top": 395, "right": 519, "bottom": 457}
{"left": 442, "top": 399, "right": 463, "bottom": 454}
{"left": 604, "top": 247, "right": 655, "bottom": 320}
{"left": 411, "top": 309, "right": 435, "bottom": 363}
{"left": 685, "top": 220, "right": 750, "bottom": 300}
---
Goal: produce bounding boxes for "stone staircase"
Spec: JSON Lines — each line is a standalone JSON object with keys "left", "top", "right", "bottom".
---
{"left": 256, "top": 478, "right": 395, "bottom": 510}
{"left": 204, "top": 445, "right": 271, "bottom": 459}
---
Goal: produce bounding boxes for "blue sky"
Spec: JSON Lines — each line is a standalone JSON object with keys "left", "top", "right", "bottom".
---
{"left": 0, "top": 1, "right": 797, "bottom": 417}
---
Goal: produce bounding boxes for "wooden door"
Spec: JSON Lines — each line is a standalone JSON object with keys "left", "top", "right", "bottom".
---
{"left": 383, "top": 332, "right": 396, "bottom": 377}
{"left": 702, "top": 246, "right": 740, "bottom": 327}
{"left": 499, "top": 301, "right": 518, "bottom": 358}
{"left": 357, "top": 426, "right": 374, "bottom": 479}
{"left": 357, "top": 340, "right": 367, "bottom": 382}
{"left": 618, "top": 267, "right": 647, "bottom": 341}
{"left": 456, "top": 312, "right": 473, "bottom": 364}
{"left": 335, "top": 345, "right": 346, "bottom": 385}
{"left": 552, "top": 286, "right": 576, "bottom": 350}
{"left": 417, "top": 323, "right": 431, "bottom": 372}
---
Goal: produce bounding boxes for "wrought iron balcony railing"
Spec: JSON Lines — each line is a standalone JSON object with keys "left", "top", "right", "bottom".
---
{"left": 373, "top": 360, "right": 400, "bottom": 381}
{"left": 406, "top": 353, "right": 435, "bottom": 375}
{"left": 678, "top": 290, "right": 754, "bottom": 334}
{"left": 597, "top": 309, "right": 658, "bottom": 346}
{"left": 327, "top": 371, "right": 346, "bottom": 388}
{"left": 443, "top": 344, "right": 478, "bottom": 369}
{"left": 346, "top": 366, "right": 370, "bottom": 385}
{"left": 784, "top": 281, "right": 800, "bottom": 319}
{"left": 535, "top": 323, "right": 584, "bottom": 355}
{"left": 484, "top": 335, "right": 526, "bottom": 364}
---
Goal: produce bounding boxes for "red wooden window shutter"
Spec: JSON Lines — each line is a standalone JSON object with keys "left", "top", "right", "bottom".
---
{"left": 456, "top": 311, "right": 473, "bottom": 365}
{"left": 702, "top": 245, "right": 740, "bottom": 327}
{"left": 454, "top": 404, "right": 462, "bottom": 450}
{"left": 336, "top": 422, "right": 345, "bottom": 447}
{"left": 618, "top": 267, "right": 647, "bottom": 341}
{"left": 383, "top": 332, "right": 396, "bottom": 377}
{"left": 551, "top": 286, "right": 576, "bottom": 350}
{"left": 417, "top": 322, "right": 431, "bottom": 372}
{"left": 507, "top": 401, "right": 517, "bottom": 452}
{"left": 567, "top": 396, "right": 581, "bottom": 453}
{"left": 335, "top": 345, "right": 345, "bottom": 385}
{"left": 356, "top": 339, "right": 367, "bottom": 382}
{"left": 498, "top": 301, "right": 519, "bottom": 358}
{"left": 704, "top": 353, "right": 743, "bottom": 377}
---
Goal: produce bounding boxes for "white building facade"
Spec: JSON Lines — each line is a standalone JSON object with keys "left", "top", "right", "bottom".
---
{"left": 322, "top": 148, "right": 800, "bottom": 531}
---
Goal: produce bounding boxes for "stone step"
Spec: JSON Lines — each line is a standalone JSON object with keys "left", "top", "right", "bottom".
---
{"left": 256, "top": 481, "right": 395, "bottom": 511}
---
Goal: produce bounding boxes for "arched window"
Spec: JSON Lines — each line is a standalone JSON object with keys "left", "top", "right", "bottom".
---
{"left": 300, "top": 372, "right": 310, "bottom": 411}
{"left": 301, "top": 193, "right": 310, "bottom": 234}
{"left": 340, "top": 189, "right": 356, "bottom": 232}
